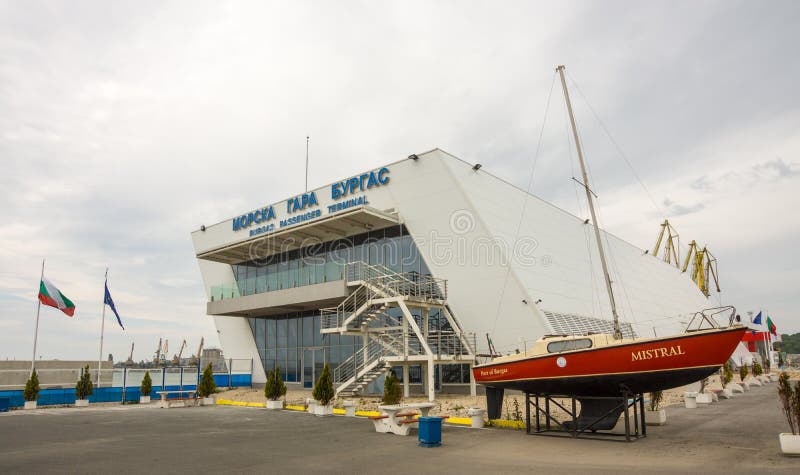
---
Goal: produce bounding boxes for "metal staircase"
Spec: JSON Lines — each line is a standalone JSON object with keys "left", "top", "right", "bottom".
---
{"left": 322, "top": 262, "right": 475, "bottom": 398}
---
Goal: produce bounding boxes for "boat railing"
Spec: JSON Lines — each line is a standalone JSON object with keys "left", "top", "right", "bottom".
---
{"left": 684, "top": 305, "right": 737, "bottom": 332}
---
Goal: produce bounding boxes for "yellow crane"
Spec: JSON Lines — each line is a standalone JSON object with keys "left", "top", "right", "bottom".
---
{"left": 681, "top": 240, "right": 720, "bottom": 297}
{"left": 651, "top": 219, "right": 681, "bottom": 267}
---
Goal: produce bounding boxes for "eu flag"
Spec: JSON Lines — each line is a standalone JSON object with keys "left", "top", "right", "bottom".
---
{"left": 752, "top": 311, "right": 762, "bottom": 326}
{"left": 104, "top": 282, "right": 124, "bottom": 330}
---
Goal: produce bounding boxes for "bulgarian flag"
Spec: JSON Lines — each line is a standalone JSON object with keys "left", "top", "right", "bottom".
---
{"left": 767, "top": 316, "right": 777, "bottom": 335}
{"left": 38, "top": 277, "right": 76, "bottom": 316}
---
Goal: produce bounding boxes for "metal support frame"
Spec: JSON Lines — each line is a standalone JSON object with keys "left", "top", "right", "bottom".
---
{"left": 524, "top": 389, "right": 646, "bottom": 442}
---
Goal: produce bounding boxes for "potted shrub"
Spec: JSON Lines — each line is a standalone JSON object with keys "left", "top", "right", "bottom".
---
{"left": 197, "top": 363, "right": 217, "bottom": 405}
{"left": 645, "top": 390, "right": 666, "bottom": 425}
{"left": 312, "top": 363, "right": 334, "bottom": 416}
{"left": 720, "top": 363, "right": 734, "bottom": 398}
{"left": 777, "top": 372, "right": 800, "bottom": 454}
{"left": 140, "top": 371, "right": 152, "bottom": 404}
{"left": 23, "top": 370, "right": 40, "bottom": 410}
{"left": 382, "top": 370, "right": 402, "bottom": 405}
{"left": 75, "top": 365, "right": 93, "bottom": 407}
{"left": 264, "top": 366, "right": 286, "bottom": 409}
{"left": 751, "top": 362, "right": 764, "bottom": 386}
{"left": 740, "top": 364, "right": 750, "bottom": 391}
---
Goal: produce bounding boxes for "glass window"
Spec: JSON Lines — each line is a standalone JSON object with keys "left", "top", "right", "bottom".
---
{"left": 277, "top": 259, "right": 289, "bottom": 290}
{"left": 286, "top": 348, "right": 298, "bottom": 382}
{"left": 313, "top": 316, "right": 322, "bottom": 346}
{"left": 245, "top": 265, "right": 256, "bottom": 295}
{"left": 547, "top": 338, "right": 593, "bottom": 353}
{"left": 288, "top": 259, "right": 298, "bottom": 288}
{"left": 302, "top": 315, "right": 314, "bottom": 347}
{"left": 277, "top": 318, "right": 287, "bottom": 349}
{"left": 267, "top": 262, "right": 277, "bottom": 291}
{"left": 266, "top": 319, "right": 276, "bottom": 350}
{"left": 298, "top": 259, "right": 309, "bottom": 287}
{"left": 256, "top": 265, "right": 267, "bottom": 293}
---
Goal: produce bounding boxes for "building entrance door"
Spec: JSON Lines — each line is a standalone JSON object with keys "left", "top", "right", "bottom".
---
{"left": 302, "top": 348, "right": 324, "bottom": 389}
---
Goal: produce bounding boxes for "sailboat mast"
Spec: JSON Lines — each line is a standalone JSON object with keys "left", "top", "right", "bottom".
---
{"left": 557, "top": 65, "right": 623, "bottom": 340}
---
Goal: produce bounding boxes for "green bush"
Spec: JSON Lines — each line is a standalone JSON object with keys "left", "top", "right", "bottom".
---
{"left": 649, "top": 390, "right": 663, "bottom": 411}
{"left": 75, "top": 365, "right": 94, "bottom": 400}
{"left": 141, "top": 371, "right": 152, "bottom": 397}
{"left": 312, "top": 363, "right": 334, "bottom": 406}
{"left": 778, "top": 372, "right": 797, "bottom": 435}
{"left": 264, "top": 366, "right": 287, "bottom": 401}
{"left": 24, "top": 370, "right": 40, "bottom": 402}
{"left": 721, "top": 362, "right": 733, "bottom": 387}
{"left": 382, "top": 371, "right": 402, "bottom": 405}
{"left": 753, "top": 362, "right": 763, "bottom": 377}
{"left": 197, "top": 363, "right": 216, "bottom": 398}
{"left": 739, "top": 364, "right": 749, "bottom": 382}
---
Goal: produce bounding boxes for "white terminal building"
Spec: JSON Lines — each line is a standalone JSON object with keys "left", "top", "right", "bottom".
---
{"left": 191, "top": 149, "right": 709, "bottom": 400}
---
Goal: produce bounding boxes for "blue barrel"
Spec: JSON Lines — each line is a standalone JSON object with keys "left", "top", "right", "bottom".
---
{"left": 0, "top": 397, "right": 9, "bottom": 412}
{"left": 418, "top": 416, "right": 442, "bottom": 447}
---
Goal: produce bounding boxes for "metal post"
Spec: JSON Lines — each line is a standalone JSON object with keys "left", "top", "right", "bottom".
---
{"left": 161, "top": 367, "right": 166, "bottom": 392}
{"left": 180, "top": 367, "right": 184, "bottom": 392}
{"left": 97, "top": 268, "right": 109, "bottom": 387}
{"left": 639, "top": 393, "right": 647, "bottom": 438}
{"left": 31, "top": 259, "right": 45, "bottom": 376}
{"left": 122, "top": 367, "right": 127, "bottom": 404}
{"left": 228, "top": 358, "right": 232, "bottom": 388}
{"left": 545, "top": 396, "right": 551, "bottom": 431}
{"left": 250, "top": 358, "right": 254, "bottom": 388}
{"left": 525, "top": 393, "right": 531, "bottom": 434}
{"left": 535, "top": 394, "right": 540, "bottom": 431}
{"left": 571, "top": 396, "right": 577, "bottom": 438}
{"left": 557, "top": 65, "right": 622, "bottom": 339}
{"left": 623, "top": 393, "right": 631, "bottom": 442}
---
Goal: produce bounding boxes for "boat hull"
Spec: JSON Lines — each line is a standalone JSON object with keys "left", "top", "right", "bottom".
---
{"left": 473, "top": 326, "right": 746, "bottom": 396}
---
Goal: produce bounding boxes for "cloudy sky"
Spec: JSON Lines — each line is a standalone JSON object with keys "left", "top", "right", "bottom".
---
{"left": 1, "top": 0, "right": 798, "bottom": 362}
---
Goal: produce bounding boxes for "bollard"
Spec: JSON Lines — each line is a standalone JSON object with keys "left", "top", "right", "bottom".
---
{"left": 343, "top": 400, "right": 356, "bottom": 417}
{"left": 684, "top": 391, "right": 698, "bottom": 409}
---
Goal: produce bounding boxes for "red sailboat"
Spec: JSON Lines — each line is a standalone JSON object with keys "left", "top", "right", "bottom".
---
{"left": 473, "top": 66, "right": 745, "bottom": 429}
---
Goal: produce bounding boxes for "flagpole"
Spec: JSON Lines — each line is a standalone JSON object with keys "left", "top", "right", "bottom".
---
{"left": 97, "top": 268, "right": 108, "bottom": 387}
{"left": 31, "top": 258, "right": 45, "bottom": 376}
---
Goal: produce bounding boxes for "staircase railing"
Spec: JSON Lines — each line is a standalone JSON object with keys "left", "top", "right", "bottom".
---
{"left": 334, "top": 337, "right": 386, "bottom": 385}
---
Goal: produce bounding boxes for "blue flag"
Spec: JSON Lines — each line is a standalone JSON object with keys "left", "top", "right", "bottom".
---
{"left": 104, "top": 282, "right": 124, "bottom": 330}
{"left": 752, "top": 311, "right": 762, "bottom": 326}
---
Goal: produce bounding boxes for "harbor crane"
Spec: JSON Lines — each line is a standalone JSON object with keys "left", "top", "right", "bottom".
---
{"left": 172, "top": 339, "right": 187, "bottom": 366}
{"left": 682, "top": 240, "right": 720, "bottom": 297}
{"left": 651, "top": 219, "right": 680, "bottom": 268}
{"left": 189, "top": 337, "right": 204, "bottom": 367}
{"left": 154, "top": 338, "right": 162, "bottom": 366}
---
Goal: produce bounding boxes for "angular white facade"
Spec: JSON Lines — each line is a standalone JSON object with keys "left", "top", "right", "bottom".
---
{"left": 192, "top": 149, "right": 709, "bottom": 385}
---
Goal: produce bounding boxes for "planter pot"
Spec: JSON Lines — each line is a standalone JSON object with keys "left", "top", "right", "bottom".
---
{"left": 343, "top": 401, "right": 356, "bottom": 417}
{"left": 467, "top": 408, "right": 486, "bottom": 428}
{"left": 770, "top": 374, "right": 779, "bottom": 382}
{"left": 729, "top": 383, "right": 743, "bottom": 394}
{"left": 202, "top": 397, "right": 215, "bottom": 406}
{"left": 306, "top": 398, "right": 317, "bottom": 413}
{"left": 24, "top": 401, "right": 37, "bottom": 410}
{"left": 720, "top": 388, "right": 733, "bottom": 399}
{"left": 684, "top": 391, "right": 698, "bottom": 409}
{"left": 742, "top": 382, "right": 750, "bottom": 391}
{"left": 696, "top": 393, "right": 713, "bottom": 404}
{"left": 140, "top": 396, "right": 151, "bottom": 404}
{"left": 779, "top": 433, "right": 800, "bottom": 455}
{"left": 645, "top": 409, "right": 667, "bottom": 426}
{"left": 266, "top": 400, "right": 283, "bottom": 410}
{"left": 761, "top": 375, "right": 771, "bottom": 383}
{"left": 749, "top": 378, "right": 762, "bottom": 387}
{"left": 75, "top": 399, "right": 89, "bottom": 407}
{"left": 314, "top": 404, "right": 333, "bottom": 416}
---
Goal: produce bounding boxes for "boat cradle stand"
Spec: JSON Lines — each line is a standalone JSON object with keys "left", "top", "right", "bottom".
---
{"left": 524, "top": 386, "right": 646, "bottom": 442}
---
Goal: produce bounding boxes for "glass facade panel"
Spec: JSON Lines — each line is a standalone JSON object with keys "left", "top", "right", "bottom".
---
{"left": 241, "top": 224, "right": 469, "bottom": 387}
